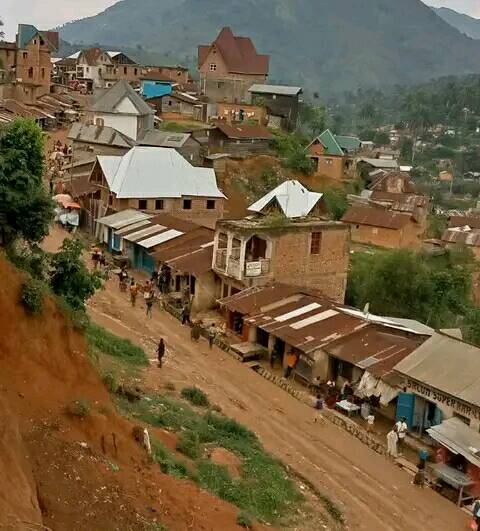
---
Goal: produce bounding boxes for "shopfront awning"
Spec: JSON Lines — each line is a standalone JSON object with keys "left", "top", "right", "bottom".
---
{"left": 427, "top": 418, "right": 480, "bottom": 468}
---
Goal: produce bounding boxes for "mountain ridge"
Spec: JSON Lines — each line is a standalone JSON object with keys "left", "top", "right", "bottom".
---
{"left": 431, "top": 6, "right": 480, "bottom": 40}
{"left": 58, "top": 0, "right": 480, "bottom": 94}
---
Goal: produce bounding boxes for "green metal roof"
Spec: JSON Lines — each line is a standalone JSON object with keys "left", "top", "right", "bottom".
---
{"left": 17, "top": 25, "right": 39, "bottom": 50}
{"left": 316, "top": 129, "right": 344, "bottom": 156}
{"left": 335, "top": 135, "right": 361, "bottom": 151}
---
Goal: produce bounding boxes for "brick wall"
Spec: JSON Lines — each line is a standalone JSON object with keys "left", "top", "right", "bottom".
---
{"left": 348, "top": 221, "right": 423, "bottom": 249}
{"left": 272, "top": 226, "right": 349, "bottom": 302}
{"left": 16, "top": 39, "right": 52, "bottom": 97}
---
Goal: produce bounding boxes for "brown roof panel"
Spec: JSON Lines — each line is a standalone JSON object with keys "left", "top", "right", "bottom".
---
{"left": 219, "top": 283, "right": 299, "bottom": 315}
{"left": 341, "top": 205, "right": 412, "bottom": 230}
{"left": 168, "top": 246, "right": 213, "bottom": 277}
{"left": 215, "top": 123, "right": 273, "bottom": 140}
{"left": 325, "top": 326, "right": 421, "bottom": 378}
{"left": 449, "top": 216, "right": 480, "bottom": 230}
{"left": 442, "top": 228, "right": 480, "bottom": 247}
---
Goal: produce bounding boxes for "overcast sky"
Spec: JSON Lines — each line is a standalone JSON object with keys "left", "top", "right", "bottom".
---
{"left": 2, "top": 0, "right": 480, "bottom": 40}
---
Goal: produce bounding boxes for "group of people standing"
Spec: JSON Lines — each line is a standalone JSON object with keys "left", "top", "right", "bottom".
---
{"left": 386, "top": 417, "right": 408, "bottom": 458}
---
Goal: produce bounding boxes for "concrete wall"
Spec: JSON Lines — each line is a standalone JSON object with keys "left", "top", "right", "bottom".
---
{"left": 94, "top": 112, "right": 138, "bottom": 141}
{"left": 272, "top": 226, "right": 350, "bottom": 302}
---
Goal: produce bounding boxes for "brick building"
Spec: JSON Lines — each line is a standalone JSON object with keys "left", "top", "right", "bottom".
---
{"left": 342, "top": 204, "right": 425, "bottom": 249}
{"left": 89, "top": 146, "right": 225, "bottom": 229}
{"left": 307, "top": 129, "right": 361, "bottom": 180}
{"left": 212, "top": 216, "right": 349, "bottom": 303}
{"left": 198, "top": 27, "right": 269, "bottom": 103}
{"left": 0, "top": 24, "right": 58, "bottom": 103}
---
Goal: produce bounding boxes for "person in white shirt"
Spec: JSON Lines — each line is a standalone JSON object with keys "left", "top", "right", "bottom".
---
{"left": 395, "top": 417, "right": 408, "bottom": 454}
{"left": 386, "top": 428, "right": 398, "bottom": 458}
{"left": 366, "top": 414, "right": 375, "bottom": 433}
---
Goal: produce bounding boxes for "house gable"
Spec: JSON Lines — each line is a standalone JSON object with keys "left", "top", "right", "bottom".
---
{"left": 115, "top": 96, "right": 141, "bottom": 115}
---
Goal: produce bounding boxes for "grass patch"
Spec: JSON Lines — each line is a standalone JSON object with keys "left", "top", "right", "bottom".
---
{"left": 317, "top": 493, "right": 345, "bottom": 523}
{"left": 116, "top": 393, "right": 303, "bottom": 524}
{"left": 151, "top": 438, "right": 192, "bottom": 479}
{"left": 181, "top": 387, "right": 210, "bottom": 407}
{"left": 85, "top": 323, "right": 148, "bottom": 366}
{"left": 237, "top": 512, "right": 253, "bottom": 528}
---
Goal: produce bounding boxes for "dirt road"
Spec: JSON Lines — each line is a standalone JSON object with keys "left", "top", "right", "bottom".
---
{"left": 87, "top": 287, "right": 467, "bottom": 531}
{"left": 43, "top": 228, "right": 467, "bottom": 530}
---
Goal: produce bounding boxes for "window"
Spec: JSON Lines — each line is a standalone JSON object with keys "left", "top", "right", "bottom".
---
{"left": 206, "top": 199, "right": 215, "bottom": 210}
{"left": 310, "top": 232, "right": 322, "bottom": 255}
{"left": 134, "top": 68, "right": 138, "bottom": 76}
{"left": 28, "top": 67, "right": 33, "bottom": 78}
{"left": 41, "top": 68, "right": 45, "bottom": 79}
{"left": 372, "top": 228, "right": 378, "bottom": 235}
{"left": 209, "top": 63, "right": 217, "bottom": 71}
{"left": 155, "top": 199, "right": 164, "bottom": 210}
{"left": 217, "top": 81, "right": 224, "bottom": 89}
{"left": 23, "top": 52, "right": 28, "bottom": 59}
{"left": 108, "top": 195, "right": 113, "bottom": 206}
{"left": 138, "top": 199, "right": 147, "bottom": 209}
{"left": 183, "top": 199, "right": 192, "bottom": 210}
{"left": 325, "top": 158, "right": 333, "bottom": 165}
{"left": 95, "top": 117, "right": 104, "bottom": 126}
{"left": 124, "top": 67, "right": 128, "bottom": 75}
{"left": 272, "top": 94, "right": 277, "bottom": 100}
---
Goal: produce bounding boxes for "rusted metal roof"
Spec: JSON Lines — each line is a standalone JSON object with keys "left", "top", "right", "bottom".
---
{"left": 341, "top": 205, "right": 412, "bottom": 230}
{"left": 442, "top": 228, "right": 480, "bottom": 247}
{"left": 167, "top": 246, "right": 214, "bottom": 277}
{"left": 219, "top": 284, "right": 300, "bottom": 315}
{"left": 449, "top": 216, "right": 480, "bottom": 230}
{"left": 215, "top": 123, "right": 273, "bottom": 140}
{"left": 325, "top": 326, "right": 422, "bottom": 379}
{"left": 370, "top": 191, "right": 429, "bottom": 212}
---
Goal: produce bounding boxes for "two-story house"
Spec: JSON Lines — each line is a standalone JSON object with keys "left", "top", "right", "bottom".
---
{"left": 90, "top": 80, "right": 155, "bottom": 141}
{"left": 0, "top": 24, "right": 58, "bottom": 103}
{"left": 198, "top": 27, "right": 269, "bottom": 104}
{"left": 248, "top": 84, "right": 303, "bottom": 131}
{"left": 89, "top": 146, "right": 225, "bottom": 229}
{"left": 307, "top": 129, "right": 361, "bottom": 181}
{"left": 212, "top": 181, "right": 349, "bottom": 302}
{"left": 76, "top": 48, "right": 114, "bottom": 90}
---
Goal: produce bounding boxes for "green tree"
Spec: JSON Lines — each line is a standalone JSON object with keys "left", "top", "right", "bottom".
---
{"left": 346, "top": 249, "right": 474, "bottom": 329}
{"left": 0, "top": 119, "right": 54, "bottom": 245}
{"left": 272, "top": 131, "right": 314, "bottom": 174}
{"left": 399, "top": 137, "right": 413, "bottom": 162}
{"left": 50, "top": 239, "right": 102, "bottom": 310}
{"left": 373, "top": 131, "right": 390, "bottom": 146}
{"left": 323, "top": 188, "right": 348, "bottom": 220}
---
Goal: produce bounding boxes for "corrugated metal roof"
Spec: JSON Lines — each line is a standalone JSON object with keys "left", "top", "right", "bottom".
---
{"left": 68, "top": 122, "right": 135, "bottom": 148}
{"left": 115, "top": 219, "right": 152, "bottom": 235}
{"left": 97, "top": 147, "right": 225, "bottom": 200}
{"left": 428, "top": 418, "right": 480, "bottom": 468}
{"left": 248, "top": 180, "right": 322, "bottom": 219}
{"left": 167, "top": 246, "right": 214, "bottom": 277}
{"left": 96, "top": 209, "right": 151, "bottom": 229}
{"left": 449, "top": 216, "right": 480, "bottom": 230}
{"left": 138, "top": 229, "right": 183, "bottom": 249}
{"left": 215, "top": 123, "right": 273, "bottom": 140}
{"left": 442, "top": 228, "right": 480, "bottom": 247}
{"left": 138, "top": 130, "right": 191, "bottom": 148}
{"left": 248, "top": 84, "right": 302, "bottom": 96}
{"left": 91, "top": 80, "right": 154, "bottom": 116}
{"left": 342, "top": 205, "right": 412, "bottom": 230}
{"left": 358, "top": 158, "right": 399, "bottom": 169}
{"left": 395, "top": 332, "right": 480, "bottom": 407}
{"left": 122, "top": 225, "right": 167, "bottom": 243}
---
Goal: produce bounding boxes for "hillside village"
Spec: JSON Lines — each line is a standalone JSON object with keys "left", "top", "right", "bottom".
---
{"left": 2, "top": 12, "right": 480, "bottom": 531}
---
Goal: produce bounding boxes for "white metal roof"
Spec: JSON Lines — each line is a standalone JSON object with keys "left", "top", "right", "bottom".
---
{"left": 96, "top": 209, "right": 151, "bottom": 229}
{"left": 97, "top": 147, "right": 225, "bottom": 200}
{"left": 358, "top": 158, "right": 399, "bottom": 169}
{"left": 275, "top": 302, "right": 321, "bottom": 323}
{"left": 248, "top": 180, "right": 322, "bottom": 218}
{"left": 106, "top": 51, "right": 122, "bottom": 58}
{"left": 67, "top": 51, "right": 81, "bottom": 60}
{"left": 138, "top": 229, "right": 183, "bottom": 249}
{"left": 249, "top": 84, "right": 302, "bottom": 96}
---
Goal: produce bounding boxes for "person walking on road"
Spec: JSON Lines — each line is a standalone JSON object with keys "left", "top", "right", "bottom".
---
{"left": 191, "top": 321, "right": 201, "bottom": 342}
{"left": 144, "top": 287, "right": 155, "bottom": 319}
{"left": 157, "top": 338, "right": 165, "bottom": 368}
{"left": 181, "top": 302, "right": 191, "bottom": 326}
{"left": 386, "top": 427, "right": 399, "bottom": 458}
{"left": 208, "top": 323, "right": 216, "bottom": 349}
{"left": 129, "top": 279, "right": 139, "bottom": 307}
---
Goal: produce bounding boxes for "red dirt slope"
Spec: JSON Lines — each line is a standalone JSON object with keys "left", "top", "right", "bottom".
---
{"left": 0, "top": 255, "right": 257, "bottom": 531}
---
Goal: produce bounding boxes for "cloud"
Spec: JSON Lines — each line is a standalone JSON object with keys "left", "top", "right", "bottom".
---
{"left": 2, "top": 0, "right": 117, "bottom": 39}
{"left": 426, "top": 0, "right": 480, "bottom": 18}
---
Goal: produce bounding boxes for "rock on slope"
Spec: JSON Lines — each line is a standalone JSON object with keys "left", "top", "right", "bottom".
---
{"left": 0, "top": 255, "right": 247, "bottom": 530}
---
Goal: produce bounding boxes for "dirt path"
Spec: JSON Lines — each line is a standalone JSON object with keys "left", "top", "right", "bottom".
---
{"left": 43, "top": 228, "right": 468, "bottom": 530}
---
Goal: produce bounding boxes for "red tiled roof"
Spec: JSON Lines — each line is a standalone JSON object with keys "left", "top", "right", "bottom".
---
{"left": 42, "top": 31, "right": 59, "bottom": 51}
{"left": 342, "top": 205, "right": 412, "bottom": 230}
{"left": 215, "top": 123, "right": 273, "bottom": 140}
{"left": 198, "top": 27, "right": 269, "bottom": 75}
